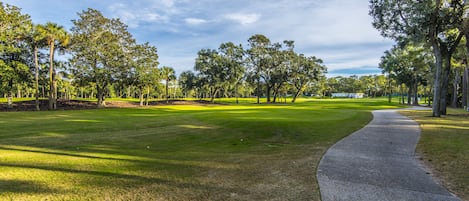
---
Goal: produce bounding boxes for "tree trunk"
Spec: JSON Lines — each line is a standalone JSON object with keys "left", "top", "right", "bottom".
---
{"left": 428, "top": 87, "right": 432, "bottom": 107}
{"left": 266, "top": 85, "right": 272, "bottom": 103}
{"left": 452, "top": 70, "right": 459, "bottom": 108}
{"left": 139, "top": 87, "right": 144, "bottom": 106}
{"left": 53, "top": 78, "right": 57, "bottom": 109}
{"left": 97, "top": 90, "right": 105, "bottom": 108}
{"left": 256, "top": 75, "right": 260, "bottom": 104}
{"left": 145, "top": 87, "right": 150, "bottom": 106}
{"left": 388, "top": 91, "right": 392, "bottom": 103}
{"left": 431, "top": 42, "right": 443, "bottom": 117}
{"left": 235, "top": 84, "right": 239, "bottom": 104}
{"left": 165, "top": 79, "right": 169, "bottom": 103}
{"left": 48, "top": 42, "right": 55, "bottom": 110}
{"left": 463, "top": 67, "right": 469, "bottom": 109}
{"left": 273, "top": 83, "right": 283, "bottom": 103}
{"left": 440, "top": 54, "right": 452, "bottom": 115}
{"left": 7, "top": 90, "right": 13, "bottom": 109}
{"left": 400, "top": 84, "right": 404, "bottom": 104}
{"left": 388, "top": 77, "right": 392, "bottom": 103}
{"left": 413, "top": 82, "right": 419, "bottom": 106}
{"left": 407, "top": 86, "right": 412, "bottom": 105}
{"left": 96, "top": 84, "right": 106, "bottom": 108}
{"left": 292, "top": 84, "right": 305, "bottom": 103}
{"left": 210, "top": 88, "right": 218, "bottom": 103}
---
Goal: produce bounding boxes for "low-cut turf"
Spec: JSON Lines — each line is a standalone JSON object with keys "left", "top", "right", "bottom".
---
{"left": 0, "top": 98, "right": 401, "bottom": 200}
{"left": 401, "top": 109, "right": 469, "bottom": 200}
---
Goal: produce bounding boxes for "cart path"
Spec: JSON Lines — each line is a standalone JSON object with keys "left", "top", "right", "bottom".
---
{"left": 317, "top": 108, "right": 461, "bottom": 201}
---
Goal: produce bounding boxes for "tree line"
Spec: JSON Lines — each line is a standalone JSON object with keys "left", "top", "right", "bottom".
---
{"left": 1, "top": 4, "right": 166, "bottom": 109}
{"left": 1, "top": 3, "right": 329, "bottom": 109}
{"left": 183, "top": 35, "right": 327, "bottom": 103}
{"left": 7, "top": 2, "right": 444, "bottom": 111}
{"left": 370, "top": 0, "right": 469, "bottom": 117}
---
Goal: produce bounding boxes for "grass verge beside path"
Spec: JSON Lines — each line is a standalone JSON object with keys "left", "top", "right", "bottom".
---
{"left": 401, "top": 109, "right": 469, "bottom": 200}
{"left": 0, "top": 98, "right": 401, "bottom": 200}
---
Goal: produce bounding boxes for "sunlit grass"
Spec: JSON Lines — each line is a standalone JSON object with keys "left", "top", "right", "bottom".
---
{"left": 401, "top": 109, "right": 469, "bottom": 200}
{"left": 0, "top": 97, "right": 43, "bottom": 103}
{"left": 0, "top": 98, "right": 403, "bottom": 200}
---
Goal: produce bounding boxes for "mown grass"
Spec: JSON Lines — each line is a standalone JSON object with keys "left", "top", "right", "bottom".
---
{"left": 401, "top": 108, "right": 469, "bottom": 200}
{"left": 0, "top": 98, "right": 402, "bottom": 200}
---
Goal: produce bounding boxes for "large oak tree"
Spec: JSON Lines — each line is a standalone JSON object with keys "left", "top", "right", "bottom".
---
{"left": 70, "top": 8, "right": 135, "bottom": 107}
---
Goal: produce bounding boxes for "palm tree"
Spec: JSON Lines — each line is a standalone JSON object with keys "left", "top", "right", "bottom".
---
{"left": 30, "top": 24, "right": 46, "bottom": 111}
{"left": 37, "top": 22, "right": 70, "bottom": 110}
{"left": 161, "top": 66, "right": 176, "bottom": 103}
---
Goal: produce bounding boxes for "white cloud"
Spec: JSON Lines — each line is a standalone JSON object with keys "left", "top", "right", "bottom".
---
{"left": 185, "top": 18, "right": 207, "bottom": 25}
{"left": 224, "top": 13, "right": 260, "bottom": 25}
{"left": 161, "top": 0, "right": 175, "bottom": 8}
{"left": 107, "top": 2, "right": 173, "bottom": 28}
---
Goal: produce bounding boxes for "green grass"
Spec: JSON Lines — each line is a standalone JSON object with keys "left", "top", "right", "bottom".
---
{"left": 0, "top": 98, "right": 402, "bottom": 200}
{"left": 401, "top": 109, "right": 469, "bottom": 200}
{"left": 0, "top": 97, "right": 41, "bottom": 103}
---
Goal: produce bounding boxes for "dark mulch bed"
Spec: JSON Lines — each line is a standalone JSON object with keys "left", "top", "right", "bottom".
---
{"left": 0, "top": 100, "right": 98, "bottom": 112}
{"left": 0, "top": 99, "right": 218, "bottom": 112}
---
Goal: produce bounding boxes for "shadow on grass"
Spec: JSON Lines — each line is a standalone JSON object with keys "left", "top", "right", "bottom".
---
{"left": 0, "top": 146, "right": 145, "bottom": 163}
{"left": 0, "top": 179, "right": 58, "bottom": 194}
{"left": 0, "top": 162, "right": 248, "bottom": 194}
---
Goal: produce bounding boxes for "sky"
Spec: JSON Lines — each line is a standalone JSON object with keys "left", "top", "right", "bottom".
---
{"left": 3, "top": 0, "right": 394, "bottom": 77}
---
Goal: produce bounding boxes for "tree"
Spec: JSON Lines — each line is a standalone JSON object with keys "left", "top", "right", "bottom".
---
{"left": 131, "top": 43, "right": 159, "bottom": 106}
{"left": 370, "top": 0, "right": 465, "bottom": 116}
{"left": 290, "top": 54, "right": 326, "bottom": 102}
{"left": 247, "top": 34, "right": 270, "bottom": 104}
{"left": 179, "top": 71, "right": 197, "bottom": 98}
{"left": 271, "top": 41, "right": 294, "bottom": 103}
{"left": 70, "top": 9, "right": 135, "bottom": 108}
{"left": 218, "top": 42, "right": 245, "bottom": 104}
{"left": 194, "top": 49, "right": 224, "bottom": 103}
{"left": 0, "top": 3, "right": 33, "bottom": 108}
{"left": 261, "top": 42, "right": 287, "bottom": 103}
{"left": 380, "top": 44, "right": 432, "bottom": 105}
{"left": 37, "top": 22, "right": 69, "bottom": 110}
{"left": 160, "top": 66, "right": 176, "bottom": 103}
{"left": 28, "top": 24, "right": 47, "bottom": 110}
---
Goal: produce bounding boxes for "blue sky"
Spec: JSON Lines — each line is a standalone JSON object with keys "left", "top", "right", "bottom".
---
{"left": 3, "top": 0, "right": 393, "bottom": 77}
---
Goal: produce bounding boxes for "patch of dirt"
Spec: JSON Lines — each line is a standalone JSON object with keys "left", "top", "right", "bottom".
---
{"left": 147, "top": 99, "right": 219, "bottom": 106}
{"left": 0, "top": 100, "right": 98, "bottom": 112}
{"left": 0, "top": 99, "right": 218, "bottom": 112}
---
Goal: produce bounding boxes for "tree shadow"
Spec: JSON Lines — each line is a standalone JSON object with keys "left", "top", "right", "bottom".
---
{"left": 0, "top": 179, "right": 59, "bottom": 194}
{"left": 0, "top": 162, "right": 247, "bottom": 195}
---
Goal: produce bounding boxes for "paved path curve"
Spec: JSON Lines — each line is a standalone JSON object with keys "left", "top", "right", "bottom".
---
{"left": 317, "top": 108, "right": 461, "bottom": 201}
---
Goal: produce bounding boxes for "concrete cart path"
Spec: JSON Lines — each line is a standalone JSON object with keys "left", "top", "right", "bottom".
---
{"left": 317, "top": 108, "right": 461, "bottom": 201}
